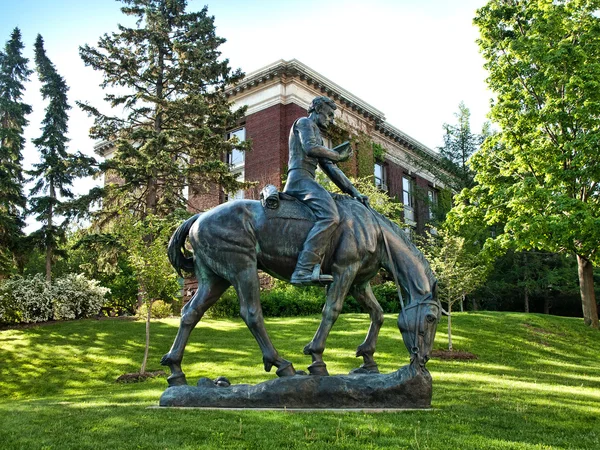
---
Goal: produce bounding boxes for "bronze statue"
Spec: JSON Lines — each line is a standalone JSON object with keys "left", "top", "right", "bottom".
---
{"left": 161, "top": 194, "right": 439, "bottom": 383}
{"left": 284, "top": 96, "right": 367, "bottom": 285}
{"left": 159, "top": 97, "right": 440, "bottom": 408}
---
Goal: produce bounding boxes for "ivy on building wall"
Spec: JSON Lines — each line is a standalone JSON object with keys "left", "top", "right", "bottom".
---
{"left": 325, "top": 122, "right": 375, "bottom": 180}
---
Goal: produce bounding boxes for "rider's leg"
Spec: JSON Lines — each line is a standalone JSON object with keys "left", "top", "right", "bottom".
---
{"left": 287, "top": 180, "right": 340, "bottom": 285}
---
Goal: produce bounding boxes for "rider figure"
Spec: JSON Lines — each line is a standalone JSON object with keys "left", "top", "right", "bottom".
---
{"left": 284, "top": 96, "right": 369, "bottom": 286}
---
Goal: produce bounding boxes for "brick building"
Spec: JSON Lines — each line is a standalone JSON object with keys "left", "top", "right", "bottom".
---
{"left": 95, "top": 59, "right": 446, "bottom": 299}
{"left": 188, "top": 59, "right": 445, "bottom": 231}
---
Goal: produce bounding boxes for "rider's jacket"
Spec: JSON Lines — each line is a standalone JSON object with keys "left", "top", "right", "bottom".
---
{"left": 287, "top": 117, "right": 323, "bottom": 178}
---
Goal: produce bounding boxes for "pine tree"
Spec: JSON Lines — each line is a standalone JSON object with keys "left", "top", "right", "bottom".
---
{"left": 0, "top": 28, "right": 32, "bottom": 276}
{"left": 78, "top": 0, "right": 249, "bottom": 220}
{"left": 438, "top": 102, "right": 488, "bottom": 192}
{"left": 29, "top": 35, "right": 95, "bottom": 282}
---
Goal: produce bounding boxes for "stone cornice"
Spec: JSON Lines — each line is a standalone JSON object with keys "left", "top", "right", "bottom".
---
{"left": 227, "top": 59, "right": 439, "bottom": 162}
{"left": 226, "top": 59, "right": 386, "bottom": 123}
{"left": 94, "top": 140, "right": 112, "bottom": 157}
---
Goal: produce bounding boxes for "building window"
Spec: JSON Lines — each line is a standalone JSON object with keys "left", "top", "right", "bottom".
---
{"left": 403, "top": 176, "right": 415, "bottom": 225}
{"left": 428, "top": 188, "right": 438, "bottom": 221}
{"left": 374, "top": 162, "right": 387, "bottom": 191}
{"left": 226, "top": 127, "right": 246, "bottom": 201}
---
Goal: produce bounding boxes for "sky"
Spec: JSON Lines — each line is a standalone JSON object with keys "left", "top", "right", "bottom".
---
{"left": 2, "top": 0, "right": 491, "bottom": 229}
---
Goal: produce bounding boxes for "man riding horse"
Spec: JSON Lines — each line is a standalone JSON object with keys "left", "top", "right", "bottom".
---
{"left": 285, "top": 96, "right": 370, "bottom": 286}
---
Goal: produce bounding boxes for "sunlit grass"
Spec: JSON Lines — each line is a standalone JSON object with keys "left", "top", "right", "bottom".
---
{"left": 0, "top": 312, "right": 599, "bottom": 449}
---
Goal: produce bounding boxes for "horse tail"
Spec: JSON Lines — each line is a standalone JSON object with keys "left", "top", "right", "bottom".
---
{"left": 168, "top": 214, "right": 201, "bottom": 277}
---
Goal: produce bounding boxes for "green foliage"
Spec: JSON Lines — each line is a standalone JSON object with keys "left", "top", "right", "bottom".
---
{"left": 371, "top": 142, "right": 385, "bottom": 161}
{"left": 28, "top": 35, "right": 96, "bottom": 281}
{"left": 115, "top": 214, "right": 179, "bottom": 305}
{"left": 0, "top": 273, "right": 108, "bottom": 324}
{"left": 0, "top": 28, "right": 32, "bottom": 276}
{"left": 137, "top": 300, "right": 173, "bottom": 319}
{"left": 78, "top": 1, "right": 249, "bottom": 220}
{"left": 438, "top": 102, "right": 488, "bottom": 192}
{"left": 0, "top": 313, "right": 599, "bottom": 449}
{"left": 468, "top": 0, "right": 600, "bottom": 327}
{"left": 206, "top": 279, "right": 402, "bottom": 318}
{"left": 419, "top": 228, "right": 489, "bottom": 310}
{"left": 470, "top": 250, "right": 581, "bottom": 314}
{"left": 23, "top": 231, "right": 140, "bottom": 315}
{"left": 316, "top": 172, "right": 404, "bottom": 225}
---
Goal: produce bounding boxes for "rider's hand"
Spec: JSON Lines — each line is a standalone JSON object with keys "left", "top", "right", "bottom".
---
{"left": 337, "top": 147, "right": 353, "bottom": 162}
{"left": 356, "top": 194, "right": 370, "bottom": 208}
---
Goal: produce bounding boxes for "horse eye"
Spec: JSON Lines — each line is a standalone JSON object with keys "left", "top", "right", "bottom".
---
{"left": 426, "top": 314, "right": 436, "bottom": 323}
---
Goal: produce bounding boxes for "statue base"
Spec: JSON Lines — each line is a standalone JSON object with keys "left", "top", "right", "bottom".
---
{"left": 159, "top": 364, "right": 432, "bottom": 409}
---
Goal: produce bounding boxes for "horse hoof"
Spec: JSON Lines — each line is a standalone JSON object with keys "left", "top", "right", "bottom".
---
{"left": 350, "top": 364, "right": 379, "bottom": 375}
{"left": 167, "top": 373, "right": 187, "bottom": 387}
{"left": 215, "top": 376, "right": 231, "bottom": 387}
{"left": 275, "top": 362, "right": 296, "bottom": 377}
{"left": 308, "top": 361, "right": 329, "bottom": 376}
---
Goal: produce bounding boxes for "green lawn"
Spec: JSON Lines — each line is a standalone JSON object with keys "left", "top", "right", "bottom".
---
{"left": 0, "top": 312, "right": 598, "bottom": 449}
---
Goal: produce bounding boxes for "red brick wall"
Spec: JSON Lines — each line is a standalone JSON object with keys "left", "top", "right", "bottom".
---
{"left": 386, "top": 160, "right": 404, "bottom": 202}
{"left": 242, "top": 103, "right": 306, "bottom": 193}
{"left": 415, "top": 176, "right": 430, "bottom": 235}
{"left": 187, "top": 182, "right": 222, "bottom": 212}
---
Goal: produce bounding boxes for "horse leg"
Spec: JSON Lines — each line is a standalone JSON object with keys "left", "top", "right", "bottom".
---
{"left": 233, "top": 266, "right": 297, "bottom": 377}
{"left": 350, "top": 282, "right": 384, "bottom": 374}
{"left": 303, "top": 263, "right": 358, "bottom": 376}
{"left": 161, "top": 273, "right": 230, "bottom": 386}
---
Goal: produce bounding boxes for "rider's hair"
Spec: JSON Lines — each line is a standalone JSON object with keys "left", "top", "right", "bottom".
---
{"left": 308, "top": 96, "right": 336, "bottom": 114}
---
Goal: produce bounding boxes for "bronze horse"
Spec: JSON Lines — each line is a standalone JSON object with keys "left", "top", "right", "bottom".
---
{"left": 161, "top": 194, "right": 440, "bottom": 386}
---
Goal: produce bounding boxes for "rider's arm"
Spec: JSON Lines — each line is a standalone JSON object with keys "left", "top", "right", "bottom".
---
{"left": 296, "top": 118, "right": 344, "bottom": 162}
{"left": 319, "top": 159, "right": 363, "bottom": 199}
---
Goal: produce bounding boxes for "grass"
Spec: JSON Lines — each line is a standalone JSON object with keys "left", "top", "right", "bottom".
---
{"left": 0, "top": 312, "right": 599, "bottom": 449}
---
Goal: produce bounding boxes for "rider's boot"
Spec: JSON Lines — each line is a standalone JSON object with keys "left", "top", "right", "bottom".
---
{"left": 290, "top": 250, "right": 333, "bottom": 286}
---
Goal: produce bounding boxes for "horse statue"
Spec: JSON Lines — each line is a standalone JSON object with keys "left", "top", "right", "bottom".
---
{"left": 161, "top": 192, "right": 440, "bottom": 386}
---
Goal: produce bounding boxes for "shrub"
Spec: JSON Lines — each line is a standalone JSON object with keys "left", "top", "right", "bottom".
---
{"left": 0, "top": 273, "right": 110, "bottom": 325}
{"left": 137, "top": 300, "right": 173, "bottom": 319}
{"left": 201, "top": 280, "right": 403, "bottom": 319}
{"left": 0, "top": 274, "right": 53, "bottom": 324}
{"left": 52, "top": 274, "right": 110, "bottom": 320}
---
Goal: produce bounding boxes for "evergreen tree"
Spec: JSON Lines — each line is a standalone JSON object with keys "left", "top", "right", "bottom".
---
{"left": 0, "top": 28, "right": 32, "bottom": 276}
{"left": 438, "top": 102, "right": 488, "bottom": 193}
{"left": 29, "top": 35, "right": 95, "bottom": 282}
{"left": 78, "top": 0, "right": 249, "bottom": 220}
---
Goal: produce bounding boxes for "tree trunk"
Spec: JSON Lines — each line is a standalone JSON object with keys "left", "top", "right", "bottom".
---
{"left": 140, "top": 299, "right": 152, "bottom": 374}
{"left": 576, "top": 255, "right": 599, "bottom": 329}
{"left": 460, "top": 294, "right": 465, "bottom": 312}
{"left": 524, "top": 288, "right": 529, "bottom": 313}
{"left": 447, "top": 303, "right": 453, "bottom": 351}
{"left": 46, "top": 181, "right": 55, "bottom": 283}
{"left": 471, "top": 297, "right": 479, "bottom": 311}
{"left": 544, "top": 296, "right": 551, "bottom": 315}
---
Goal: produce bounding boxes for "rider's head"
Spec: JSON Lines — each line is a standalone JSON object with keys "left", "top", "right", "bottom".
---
{"left": 308, "top": 96, "right": 336, "bottom": 130}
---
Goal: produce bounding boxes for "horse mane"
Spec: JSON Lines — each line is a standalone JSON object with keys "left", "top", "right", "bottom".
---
{"left": 331, "top": 194, "right": 437, "bottom": 286}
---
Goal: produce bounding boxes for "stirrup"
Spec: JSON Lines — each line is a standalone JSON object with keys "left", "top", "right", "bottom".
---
{"left": 291, "top": 264, "right": 333, "bottom": 286}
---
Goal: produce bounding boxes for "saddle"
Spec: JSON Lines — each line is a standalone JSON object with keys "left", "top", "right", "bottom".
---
{"left": 259, "top": 184, "right": 316, "bottom": 221}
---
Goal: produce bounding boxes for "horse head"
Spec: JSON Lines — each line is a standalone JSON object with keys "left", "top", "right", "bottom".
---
{"left": 397, "top": 281, "right": 440, "bottom": 368}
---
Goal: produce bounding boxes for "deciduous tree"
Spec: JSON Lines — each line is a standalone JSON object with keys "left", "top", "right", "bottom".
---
{"left": 463, "top": 0, "right": 600, "bottom": 327}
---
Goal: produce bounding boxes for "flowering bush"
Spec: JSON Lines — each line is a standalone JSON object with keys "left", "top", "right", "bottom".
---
{"left": 0, "top": 273, "right": 109, "bottom": 324}
{"left": 52, "top": 274, "right": 110, "bottom": 320}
